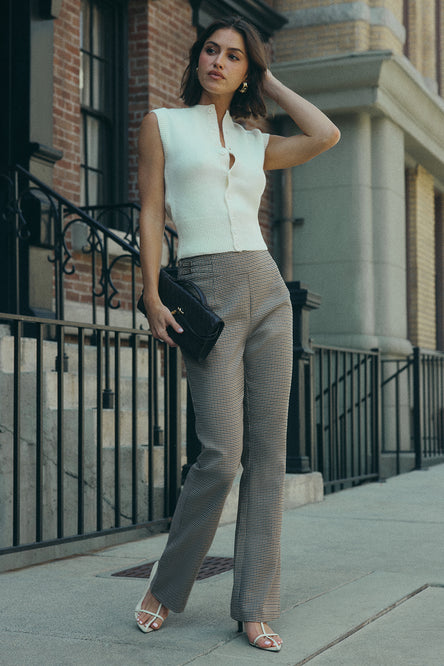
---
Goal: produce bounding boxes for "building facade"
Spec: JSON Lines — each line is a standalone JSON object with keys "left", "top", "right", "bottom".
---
{"left": 271, "top": 0, "right": 444, "bottom": 355}
{"left": 3, "top": 1, "right": 444, "bottom": 563}
{"left": 1, "top": 0, "right": 443, "bottom": 346}
{"left": 1, "top": 0, "right": 284, "bottom": 324}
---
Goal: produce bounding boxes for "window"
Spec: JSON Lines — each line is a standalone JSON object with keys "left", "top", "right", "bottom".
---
{"left": 80, "top": 0, "right": 128, "bottom": 210}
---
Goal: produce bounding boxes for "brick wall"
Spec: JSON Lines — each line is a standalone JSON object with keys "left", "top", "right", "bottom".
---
{"left": 404, "top": 0, "right": 444, "bottom": 89}
{"left": 370, "top": 25, "right": 404, "bottom": 54}
{"left": 274, "top": 0, "right": 405, "bottom": 61}
{"left": 128, "top": 1, "right": 150, "bottom": 202}
{"left": 273, "top": 0, "right": 443, "bottom": 91}
{"left": 128, "top": 0, "right": 196, "bottom": 199}
{"left": 52, "top": 0, "right": 81, "bottom": 204}
{"left": 406, "top": 166, "right": 437, "bottom": 349}
{"left": 275, "top": 21, "right": 371, "bottom": 61}
{"left": 147, "top": 0, "right": 195, "bottom": 110}
{"left": 405, "top": 1, "right": 429, "bottom": 80}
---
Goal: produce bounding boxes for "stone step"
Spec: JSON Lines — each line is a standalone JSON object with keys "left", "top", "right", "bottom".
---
{"left": 0, "top": 334, "right": 187, "bottom": 420}
{"left": 0, "top": 350, "right": 187, "bottom": 411}
{"left": 0, "top": 368, "right": 187, "bottom": 451}
{"left": 1, "top": 365, "right": 187, "bottom": 457}
{"left": 43, "top": 370, "right": 151, "bottom": 410}
{"left": 0, "top": 334, "right": 155, "bottom": 378}
{"left": 0, "top": 424, "right": 174, "bottom": 548}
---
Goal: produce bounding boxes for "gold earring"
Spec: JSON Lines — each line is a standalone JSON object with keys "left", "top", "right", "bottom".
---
{"left": 239, "top": 81, "right": 248, "bottom": 94}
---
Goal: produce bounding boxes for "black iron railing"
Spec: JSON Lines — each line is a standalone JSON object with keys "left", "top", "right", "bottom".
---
{"left": 2, "top": 165, "right": 444, "bottom": 561}
{"left": 0, "top": 166, "right": 183, "bottom": 562}
{"left": 413, "top": 348, "right": 444, "bottom": 467}
{"left": 381, "top": 355, "right": 412, "bottom": 475}
{"left": 1, "top": 166, "right": 179, "bottom": 410}
{"left": 2, "top": 165, "right": 177, "bottom": 325}
{"left": 0, "top": 312, "right": 182, "bottom": 555}
{"left": 310, "top": 345, "right": 380, "bottom": 492}
{"left": 79, "top": 202, "right": 178, "bottom": 328}
{"left": 381, "top": 348, "right": 444, "bottom": 473}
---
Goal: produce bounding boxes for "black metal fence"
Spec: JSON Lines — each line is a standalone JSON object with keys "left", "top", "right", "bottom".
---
{"left": 413, "top": 348, "right": 444, "bottom": 467}
{"left": 0, "top": 166, "right": 186, "bottom": 561}
{"left": 308, "top": 344, "right": 444, "bottom": 490}
{"left": 381, "top": 348, "right": 444, "bottom": 474}
{"left": 310, "top": 345, "right": 380, "bottom": 493}
{"left": 0, "top": 312, "right": 182, "bottom": 556}
{"left": 1, "top": 165, "right": 178, "bottom": 325}
{"left": 2, "top": 165, "right": 444, "bottom": 559}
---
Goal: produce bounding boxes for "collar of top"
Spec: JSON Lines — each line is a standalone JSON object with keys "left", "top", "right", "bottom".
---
{"left": 195, "top": 104, "right": 235, "bottom": 151}
{"left": 196, "top": 103, "right": 234, "bottom": 127}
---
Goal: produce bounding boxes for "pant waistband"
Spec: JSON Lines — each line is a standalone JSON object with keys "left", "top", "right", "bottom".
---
{"left": 178, "top": 250, "right": 270, "bottom": 275}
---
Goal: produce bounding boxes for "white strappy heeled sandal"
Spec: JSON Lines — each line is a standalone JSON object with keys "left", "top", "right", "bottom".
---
{"left": 134, "top": 562, "right": 165, "bottom": 634}
{"left": 237, "top": 620, "right": 282, "bottom": 652}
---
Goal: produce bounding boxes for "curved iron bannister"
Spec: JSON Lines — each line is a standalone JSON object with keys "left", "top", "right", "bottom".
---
{"left": 3, "top": 165, "right": 178, "bottom": 327}
{"left": 1, "top": 165, "right": 178, "bottom": 409}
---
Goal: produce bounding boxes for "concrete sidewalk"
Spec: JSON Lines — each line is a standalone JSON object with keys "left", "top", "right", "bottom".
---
{"left": 1, "top": 465, "right": 443, "bottom": 665}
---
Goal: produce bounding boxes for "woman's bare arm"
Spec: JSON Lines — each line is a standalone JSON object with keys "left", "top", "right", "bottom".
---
{"left": 263, "top": 70, "right": 340, "bottom": 171}
{"left": 138, "top": 112, "right": 183, "bottom": 345}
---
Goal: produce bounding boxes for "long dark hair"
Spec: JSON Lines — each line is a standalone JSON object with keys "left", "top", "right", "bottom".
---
{"left": 180, "top": 16, "right": 268, "bottom": 119}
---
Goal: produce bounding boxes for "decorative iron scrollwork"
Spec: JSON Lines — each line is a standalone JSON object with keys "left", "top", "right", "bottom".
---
{"left": 7, "top": 165, "right": 178, "bottom": 325}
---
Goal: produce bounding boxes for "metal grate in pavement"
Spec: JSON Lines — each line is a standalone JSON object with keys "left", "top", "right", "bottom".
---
{"left": 111, "top": 556, "right": 234, "bottom": 581}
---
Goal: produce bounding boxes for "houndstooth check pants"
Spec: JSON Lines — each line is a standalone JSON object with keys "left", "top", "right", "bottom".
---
{"left": 150, "top": 250, "right": 293, "bottom": 621}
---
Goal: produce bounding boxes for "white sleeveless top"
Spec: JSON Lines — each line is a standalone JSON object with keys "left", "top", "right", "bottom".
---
{"left": 152, "top": 104, "right": 269, "bottom": 260}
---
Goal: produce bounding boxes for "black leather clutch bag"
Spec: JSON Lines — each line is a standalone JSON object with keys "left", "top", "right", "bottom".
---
{"left": 137, "top": 267, "right": 224, "bottom": 362}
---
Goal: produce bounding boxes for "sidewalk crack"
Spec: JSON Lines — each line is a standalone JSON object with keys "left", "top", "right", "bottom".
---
{"left": 294, "top": 584, "right": 430, "bottom": 665}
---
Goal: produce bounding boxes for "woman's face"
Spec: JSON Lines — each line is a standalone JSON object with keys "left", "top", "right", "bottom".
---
{"left": 197, "top": 28, "right": 249, "bottom": 103}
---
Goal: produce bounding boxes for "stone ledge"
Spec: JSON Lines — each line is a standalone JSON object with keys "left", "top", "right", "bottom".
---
{"left": 220, "top": 471, "right": 324, "bottom": 525}
{"left": 270, "top": 50, "right": 444, "bottom": 180}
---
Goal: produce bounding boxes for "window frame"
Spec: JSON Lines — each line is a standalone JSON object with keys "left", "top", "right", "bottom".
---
{"left": 80, "top": 0, "right": 128, "bottom": 210}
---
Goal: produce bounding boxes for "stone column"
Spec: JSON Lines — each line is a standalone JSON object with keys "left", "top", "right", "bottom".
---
{"left": 371, "top": 116, "right": 411, "bottom": 355}
{"left": 291, "top": 112, "right": 379, "bottom": 350}
{"left": 370, "top": 117, "right": 412, "bottom": 476}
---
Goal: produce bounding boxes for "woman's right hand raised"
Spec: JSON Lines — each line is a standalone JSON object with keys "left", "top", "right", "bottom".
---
{"left": 143, "top": 294, "right": 183, "bottom": 347}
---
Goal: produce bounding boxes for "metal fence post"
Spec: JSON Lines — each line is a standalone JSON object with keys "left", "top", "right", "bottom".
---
{"left": 371, "top": 348, "right": 382, "bottom": 480}
{"left": 286, "top": 281, "right": 321, "bottom": 473}
{"left": 166, "top": 346, "right": 182, "bottom": 515}
{"left": 413, "top": 346, "right": 422, "bottom": 470}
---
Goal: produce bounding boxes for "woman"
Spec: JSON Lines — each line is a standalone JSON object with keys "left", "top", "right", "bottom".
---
{"left": 135, "top": 16, "right": 340, "bottom": 652}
